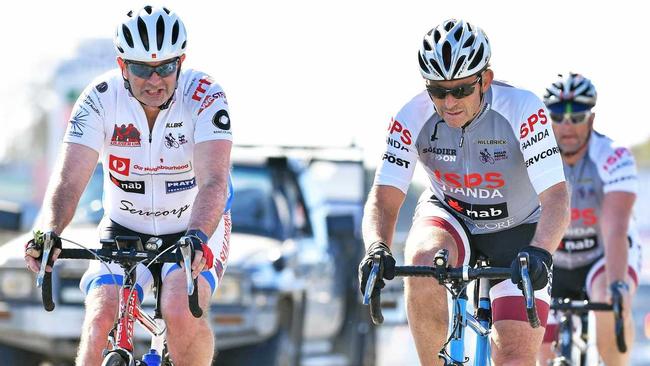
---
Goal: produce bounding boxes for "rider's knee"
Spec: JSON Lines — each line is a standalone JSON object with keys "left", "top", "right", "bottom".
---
{"left": 83, "top": 287, "right": 119, "bottom": 331}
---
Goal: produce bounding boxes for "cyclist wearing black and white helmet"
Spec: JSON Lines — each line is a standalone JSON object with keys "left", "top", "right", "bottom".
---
{"left": 358, "top": 19, "right": 570, "bottom": 365}
{"left": 538, "top": 73, "right": 641, "bottom": 365}
{"left": 24, "top": 5, "right": 232, "bottom": 364}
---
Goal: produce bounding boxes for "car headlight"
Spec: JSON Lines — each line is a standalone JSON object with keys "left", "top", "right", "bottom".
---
{"left": 213, "top": 276, "right": 242, "bottom": 304}
{"left": 0, "top": 269, "right": 37, "bottom": 300}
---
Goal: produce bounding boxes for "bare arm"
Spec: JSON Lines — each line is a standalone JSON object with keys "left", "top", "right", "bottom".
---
{"left": 529, "top": 182, "right": 571, "bottom": 253}
{"left": 38, "top": 143, "right": 99, "bottom": 234}
{"left": 600, "top": 191, "right": 635, "bottom": 283}
{"left": 187, "top": 139, "right": 232, "bottom": 236}
{"left": 361, "top": 185, "right": 406, "bottom": 250}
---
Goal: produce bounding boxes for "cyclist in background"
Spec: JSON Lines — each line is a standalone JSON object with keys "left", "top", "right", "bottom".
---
{"left": 538, "top": 73, "right": 641, "bottom": 366}
{"left": 24, "top": 5, "right": 233, "bottom": 365}
{"left": 358, "top": 18, "right": 570, "bottom": 365}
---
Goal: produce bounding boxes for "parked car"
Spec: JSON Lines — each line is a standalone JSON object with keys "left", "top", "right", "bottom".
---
{"left": 0, "top": 146, "right": 375, "bottom": 366}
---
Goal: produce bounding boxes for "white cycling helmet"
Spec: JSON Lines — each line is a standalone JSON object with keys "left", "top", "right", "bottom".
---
{"left": 543, "top": 73, "right": 597, "bottom": 107}
{"left": 418, "top": 19, "right": 491, "bottom": 81}
{"left": 114, "top": 5, "right": 187, "bottom": 62}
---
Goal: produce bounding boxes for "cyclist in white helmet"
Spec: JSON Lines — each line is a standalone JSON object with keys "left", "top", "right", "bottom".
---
{"left": 24, "top": 5, "right": 233, "bottom": 365}
{"left": 358, "top": 19, "right": 570, "bottom": 365}
{"left": 538, "top": 73, "right": 641, "bottom": 365}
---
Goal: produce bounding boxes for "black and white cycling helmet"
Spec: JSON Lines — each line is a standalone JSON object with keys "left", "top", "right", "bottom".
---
{"left": 543, "top": 73, "right": 597, "bottom": 107}
{"left": 114, "top": 5, "right": 187, "bottom": 62}
{"left": 418, "top": 19, "right": 491, "bottom": 81}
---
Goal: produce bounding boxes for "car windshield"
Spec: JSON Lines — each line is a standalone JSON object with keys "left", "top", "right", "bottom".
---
{"left": 71, "top": 164, "right": 282, "bottom": 238}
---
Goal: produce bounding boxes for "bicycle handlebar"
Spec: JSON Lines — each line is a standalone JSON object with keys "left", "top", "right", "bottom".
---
{"left": 36, "top": 239, "right": 203, "bottom": 318}
{"left": 550, "top": 296, "right": 627, "bottom": 353}
{"left": 364, "top": 249, "right": 540, "bottom": 329}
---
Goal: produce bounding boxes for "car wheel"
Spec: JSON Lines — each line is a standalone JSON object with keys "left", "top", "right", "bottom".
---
{"left": 0, "top": 343, "right": 44, "bottom": 366}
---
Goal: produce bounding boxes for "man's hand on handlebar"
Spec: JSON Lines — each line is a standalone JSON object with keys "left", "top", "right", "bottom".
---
{"left": 358, "top": 241, "right": 396, "bottom": 296}
{"left": 24, "top": 231, "right": 62, "bottom": 273}
{"left": 179, "top": 229, "right": 214, "bottom": 279}
{"left": 510, "top": 245, "right": 553, "bottom": 291}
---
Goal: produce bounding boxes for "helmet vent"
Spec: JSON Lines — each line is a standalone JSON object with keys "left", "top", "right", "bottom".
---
{"left": 468, "top": 44, "right": 484, "bottom": 70}
{"left": 463, "top": 34, "right": 475, "bottom": 48}
{"left": 122, "top": 25, "right": 134, "bottom": 48}
{"left": 467, "top": 23, "right": 473, "bottom": 32}
{"left": 423, "top": 39, "right": 432, "bottom": 51}
{"left": 442, "top": 41, "right": 452, "bottom": 70}
{"left": 163, "top": 7, "right": 171, "bottom": 14}
{"left": 452, "top": 56, "right": 465, "bottom": 78}
{"left": 430, "top": 58, "right": 444, "bottom": 77}
{"left": 444, "top": 21, "right": 455, "bottom": 32}
{"left": 453, "top": 27, "right": 463, "bottom": 41}
{"left": 156, "top": 15, "right": 165, "bottom": 50}
{"left": 144, "top": 5, "right": 152, "bottom": 14}
{"left": 137, "top": 17, "right": 150, "bottom": 51}
{"left": 570, "top": 81, "right": 582, "bottom": 91}
{"left": 172, "top": 21, "right": 180, "bottom": 45}
{"left": 181, "top": 40, "right": 187, "bottom": 49}
{"left": 418, "top": 53, "right": 429, "bottom": 72}
{"left": 127, "top": 10, "right": 133, "bottom": 17}
{"left": 433, "top": 30, "right": 441, "bottom": 43}
{"left": 117, "top": 45, "right": 124, "bottom": 53}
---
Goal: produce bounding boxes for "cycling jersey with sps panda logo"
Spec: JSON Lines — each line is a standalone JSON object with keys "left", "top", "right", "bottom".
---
{"left": 554, "top": 131, "right": 641, "bottom": 269}
{"left": 374, "top": 81, "right": 566, "bottom": 234}
{"left": 63, "top": 68, "right": 233, "bottom": 235}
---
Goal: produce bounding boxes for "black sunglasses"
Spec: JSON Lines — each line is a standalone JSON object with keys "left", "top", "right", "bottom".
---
{"left": 125, "top": 58, "right": 179, "bottom": 79}
{"left": 550, "top": 112, "right": 591, "bottom": 124}
{"left": 426, "top": 75, "right": 482, "bottom": 99}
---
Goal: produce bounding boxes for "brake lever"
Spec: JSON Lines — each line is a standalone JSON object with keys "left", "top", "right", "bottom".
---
{"left": 36, "top": 232, "right": 54, "bottom": 288}
{"left": 363, "top": 255, "right": 381, "bottom": 305}
{"left": 178, "top": 237, "right": 195, "bottom": 296}
{"left": 518, "top": 253, "right": 540, "bottom": 328}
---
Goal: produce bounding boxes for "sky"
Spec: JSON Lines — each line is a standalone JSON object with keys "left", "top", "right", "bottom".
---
{"left": 2, "top": 0, "right": 649, "bottom": 163}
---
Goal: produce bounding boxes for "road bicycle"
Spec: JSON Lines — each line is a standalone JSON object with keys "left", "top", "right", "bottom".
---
{"left": 364, "top": 249, "right": 540, "bottom": 366}
{"left": 548, "top": 296, "right": 626, "bottom": 366}
{"left": 35, "top": 233, "right": 204, "bottom": 366}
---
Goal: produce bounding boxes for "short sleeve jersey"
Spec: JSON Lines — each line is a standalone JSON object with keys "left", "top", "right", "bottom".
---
{"left": 63, "top": 68, "right": 233, "bottom": 235}
{"left": 374, "top": 81, "right": 566, "bottom": 234}
{"left": 554, "top": 131, "right": 640, "bottom": 269}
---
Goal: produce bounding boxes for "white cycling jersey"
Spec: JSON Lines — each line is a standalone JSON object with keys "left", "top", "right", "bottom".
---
{"left": 554, "top": 131, "right": 641, "bottom": 269}
{"left": 63, "top": 68, "right": 233, "bottom": 236}
{"left": 374, "top": 81, "right": 566, "bottom": 234}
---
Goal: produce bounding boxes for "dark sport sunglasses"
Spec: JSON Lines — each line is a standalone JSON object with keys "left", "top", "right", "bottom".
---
{"left": 426, "top": 75, "right": 482, "bottom": 99}
{"left": 550, "top": 111, "right": 592, "bottom": 124}
{"left": 547, "top": 102, "right": 592, "bottom": 124}
{"left": 125, "top": 58, "right": 179, "bottom": 79}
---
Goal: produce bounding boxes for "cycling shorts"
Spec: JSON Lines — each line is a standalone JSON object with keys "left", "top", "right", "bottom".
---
{"left": 409, "top": 192, "right": 551, "bottom": 326}
{"left": 79, "top": 213, "right": 231, "bottom": 301}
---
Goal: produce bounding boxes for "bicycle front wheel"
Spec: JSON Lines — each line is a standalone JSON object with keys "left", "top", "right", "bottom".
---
{"left": 101, "top": 352, "right": 129, "bottom": 366}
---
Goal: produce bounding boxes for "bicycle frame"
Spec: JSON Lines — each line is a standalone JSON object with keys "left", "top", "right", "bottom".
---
{"left": 364, "top": 250, "right": 539, "bottom": 366}
{"left": 444, "top": 276, "right": 493, "bottom": 365}
{"left": 110, "top": 261, "right": 169, "bottom": 365}
{"left": 36, "top": 235, "right": 203, "bottom": 366}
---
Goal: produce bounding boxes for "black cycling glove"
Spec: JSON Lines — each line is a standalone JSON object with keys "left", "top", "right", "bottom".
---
{"left": 358, "top": 241, "right": 396, "bottom": 296}
{"left": 510, "top": 245, "right": 552, "bottom": 291}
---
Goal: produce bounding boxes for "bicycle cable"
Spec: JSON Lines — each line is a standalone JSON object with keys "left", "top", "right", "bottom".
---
{"left": 438, "top": 281, "right": 471, "bottom": 364}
